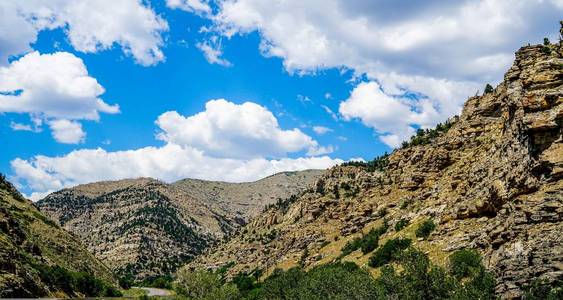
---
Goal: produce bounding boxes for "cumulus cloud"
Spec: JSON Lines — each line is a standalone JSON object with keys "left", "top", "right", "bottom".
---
{"left": 0, "top": 0, "right": 168, "bottom": 66}
{"left": 13, "top": 100, "right": 340, "bottom": 199}
{"left": 195, "top": 0, "right": 562, "bottom": 145}
{"left": 48, "top": 119, "right": 85, "bottom": 144}
{"left": 0, "top": 51, "right": 118, "bottom": 142}
{"left": 166, "top": 0, "right": 211, "bottom": 15}
{"left": 156, "top": 99, "right": 328, "bottom": 159}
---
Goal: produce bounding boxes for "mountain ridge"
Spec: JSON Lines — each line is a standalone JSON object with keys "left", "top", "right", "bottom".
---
{"left": 36, "top": 170, "right": 324, "bottom": 280}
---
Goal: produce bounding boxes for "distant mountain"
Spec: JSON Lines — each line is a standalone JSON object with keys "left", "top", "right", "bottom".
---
{"left": 186, "top": 43, "right": 563, "bottom": 298}
{"left": 36, "top": 170, "right": 323, "bottom": 280}
{"left": 0, "top": 175, "right": 117, "bottom": 297}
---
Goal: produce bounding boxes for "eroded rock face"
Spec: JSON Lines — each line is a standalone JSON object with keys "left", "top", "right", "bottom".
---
{"left": 187, "top": 44, "right": 562, "bottom": 298}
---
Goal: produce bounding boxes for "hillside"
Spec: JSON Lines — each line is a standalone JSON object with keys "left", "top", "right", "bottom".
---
{"left": 186, "top": 42, "right": 563, "bottom": 298}
{"left": 36, "top": 170, "right": 322, "bottom": 280}
{"left": 0, "top": 175, "right": 117, "bottom": 297}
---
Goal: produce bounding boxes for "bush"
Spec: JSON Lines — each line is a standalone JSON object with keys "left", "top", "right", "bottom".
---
{"left": 375, "top": 248, "right": 495, "bottom": 300}
{"left": 394, "top": 219, "right": 409, "bottom": 231}
{"left": 415, "top": 219, "right": 436, "bottom": 239}
{"left": 251, "top": 263, "right": 380, "bottom": 299}
{"left": 368, "top": 238, "right": 411, "bottom": 267}
{"left": 341, "top": 153, "right": 390, "bottom": 172}
{"left": 174, "top": 268, "right": 240, "bottom": 300}
{"left": 449, "top": 249, "right": 483, "bottom": 279}
{"left": 523, "top": 279, "right": 563, "bottom": 300}
{"left": 36, "top": 265, "right": 120, "bottom": 297}
{"left": 340, "top": 222, "right": 388, "bottom": 256}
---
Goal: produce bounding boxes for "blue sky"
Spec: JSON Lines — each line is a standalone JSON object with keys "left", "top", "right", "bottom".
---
{"left": 1, "top": 0, "right": 561, "bottom": 199}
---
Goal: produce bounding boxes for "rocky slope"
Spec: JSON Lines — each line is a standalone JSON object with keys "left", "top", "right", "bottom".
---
{"left": 187, "top": 42, "right": 563, "bottom": 298}
{"left": 0, "top": 175, "right": 116, "bottom": 297}
{"left": 36, "top": 170, "right": 322, "bottom": 280}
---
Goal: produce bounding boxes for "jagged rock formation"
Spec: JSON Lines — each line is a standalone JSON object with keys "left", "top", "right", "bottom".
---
{"left": 36, "top": 170, "right": 322, "bottom": 280}
{"left": 0, "top": 175, "right": 116, "bottom": 297}
{"left": 187, "top": 43, "right": 562, "bottom": 298}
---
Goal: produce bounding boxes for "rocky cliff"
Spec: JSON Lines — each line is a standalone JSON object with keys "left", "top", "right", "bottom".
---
{"left": 187, "top": 42, "right": 562, "bottom": 298}
{"left": 0, "top": 175, "right": 116, "bottom": 297}
{"left": 36, "top": 170, "right": 322, "bottom": 280}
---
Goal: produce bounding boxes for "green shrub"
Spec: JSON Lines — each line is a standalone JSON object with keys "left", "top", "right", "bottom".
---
{"left": 415, "top": 219, "right": 436, "bottom": 239}
{"left": 36, "top": 265, "right": 120, "bottom": 297}
{"left": 174, "top": 268, "right": 240, "bottom": 300}
{"left": 341, "top": 153, "right": 389, "bottom": 172}
{"left": 368, "top": 238, "right": 411, "bottom": 267}
{"left": 251, "top": 263, "right": 379, "bottom": 299}
{"left": 394, "top": 219, "right": 409, "bottom": 231}
{"left": 340, "top": 222, "right": 388, "bottom": 256}
{"left": 375, "top": 248, "right": 495, "bottom": 300}
{"left": 523, "top": 279, "right": 563, "bottom": 300}
{"left": 449, "top": 249, "right": 483, "bottom": 279}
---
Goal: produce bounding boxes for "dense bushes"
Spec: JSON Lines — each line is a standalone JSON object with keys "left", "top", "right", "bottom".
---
{"left": 401, "top": 121, "right": 454, "bottom": 148}
{"left": 249, "top": 262, "right": 380, "bottom": 300}
{"left": 175, "top": 268, "right": 239, "bottom": 300}
{"left": 175, "top": 248, "right": 502, "bottom": 299}
{"left": 375, "top": 248, "right": 495, "bottom": 299}
{"left": 36, "top": 265, "right": 121, "bottom": 297}
{"left": 368, "top": 238, "right": 411, "bottom": 267}
{"left": 415, "top": 219, "right": 436, "bottom": 239}
{"left": 340, "top": 222, "right": 389, "bottom": 256}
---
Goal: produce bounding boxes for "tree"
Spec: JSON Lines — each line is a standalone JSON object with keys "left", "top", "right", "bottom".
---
{"left": 174, "top": 268, "right": 240, "bottom": 300}
{"left": 484, "top": 83, "right": 494, "bottom": 94}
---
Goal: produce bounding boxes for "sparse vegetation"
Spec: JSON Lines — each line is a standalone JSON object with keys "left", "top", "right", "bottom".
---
{"left": 401, "top": 120, "right": 454, "bottom": 148}
{"left": 542, "top": 37, "right": 552, "bottom": 54}
{"left": 415, "top": 219, "right": 436, "bottom": 239}
{"left": 523, "top": 279, "right": 563, "bottom": 300}
{"left": 341, "top": 153, "right": 390, "bottom": 172}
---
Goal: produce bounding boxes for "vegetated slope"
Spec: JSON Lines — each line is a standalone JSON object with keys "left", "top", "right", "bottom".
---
{"left": 0, "top": 175, "right": 117, "bottom": 297}
{"left": 37, "top": 171, "right": 323, "bottom": 280}
{"left": 173, "top": 170, "right": 324, "bottom": 222}
{"left": 187, "top": 43, "right": 563, "bottom": 298}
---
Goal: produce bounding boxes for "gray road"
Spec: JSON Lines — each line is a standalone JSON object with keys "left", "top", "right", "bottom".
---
{"left": 135, "top": 287, "right": 173, "bottom": 297}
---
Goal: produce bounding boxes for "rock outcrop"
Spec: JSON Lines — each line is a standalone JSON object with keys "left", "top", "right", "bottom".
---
{"left": 36, "top": 170, "right": 322, "bottom": 280}
{"left": 187, "top": 42, "right": 562, "bottom": 298}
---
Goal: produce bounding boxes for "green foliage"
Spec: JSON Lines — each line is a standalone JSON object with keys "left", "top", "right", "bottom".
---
{"left": 341, "top": 152, "right": 390, "bottom": 172}
{"left": 174, "top": 268, "right": 240, "bottom": 300}
{"left": 394, "top": 218, "right": 409, "bottom": 231}
{"left": 249, "top": 262, "right": 380, "bottom": 300}
{"left": 36, "top": 264, "right": 120, "bottom": 297}
{"left": 449, "top": 249, "right": 483, "bottom": 279}
{"left": 368, "top": 238, "right": 411, "bottom": 267}
{"left": 340, "top": 222, "right": 389, "bottom": 256}
{"left": 484, "top": 83, "right": 494, "bottom": 94}
{"left": 415, "top": 219, "right": 436, "bottom": 239}
{"left": 542, "top": 37, "right": 552, "bottom": 54}
{"left": 523, "top": 279, "right": 563, "bottom": 300}
{"left": 401, "top": 120, "right": 454, "bottom": 148}
{"left": 375, "top": 248, "right": 495, "bottom": 300}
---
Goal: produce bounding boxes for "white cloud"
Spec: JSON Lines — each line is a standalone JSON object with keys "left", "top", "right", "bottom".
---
{"left": 0, "top": 0, "right": 168, "bottom": 66}
{"left": 0, "top": 51, "right": 118, "bottom": 143}
{"left": 199, "top": 0, "right": 563, "bottom": 144}
{"left": 166, "top": 0, "right": 211, "bottom": 15}
{"left": 196, "top": 37, "right": 232, "bottom": 66}
{"left": 339, "top": 81, "right": 415, "bottom": 148}
{"left": 48, "top": 119, "right": 85, "bottom": 144}
{"left": 12, "top": 144, "right": 341, "bottom": 201}
{"left": 10, "top": 122, "right": 38, "bottom": 132}
{"left": 155, "top": 99, "right": 327, "bottom": 159}
{"left": 12, "top": 98, "right": 341, "bottom": 199}
{"left": 321, "top": 105, "right": 339, "bottom": 121}
{"left": 312, "top": 126, "right": 332, "bottom": 135}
